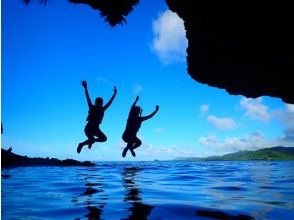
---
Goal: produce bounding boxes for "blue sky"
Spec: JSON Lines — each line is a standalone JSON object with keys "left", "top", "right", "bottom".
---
{"left": 1, "top": 0, "right": 294, "bottom": 161}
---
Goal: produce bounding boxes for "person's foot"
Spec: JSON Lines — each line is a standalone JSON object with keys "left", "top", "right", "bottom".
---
{"left": 130, "top": 148, "right": 136, "bottom": 157}
{"left": 77, "top": 143, "right": 83, "bottom": 154}
{"left": 122, "top": 147, "right": 129, "bottom": 158}
{"left": 88, "top": 139, "right": 95, "bottom": 149}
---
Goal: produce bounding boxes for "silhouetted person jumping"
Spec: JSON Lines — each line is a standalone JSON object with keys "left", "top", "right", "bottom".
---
{"left": 122, "top": 96, "right": 159, "bottom": 157}
{"left": 77, "top": 80, "right": 117, "bottom": 153}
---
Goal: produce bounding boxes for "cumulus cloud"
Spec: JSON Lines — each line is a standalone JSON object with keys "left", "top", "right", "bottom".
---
{"left": 283, "top": 104, "right": 294, "bottom": 127}
{"left": 272, "top": 103, "right": 294, "bottom": 146}
{"left": 199, "top": 132, "right": 275, "bottom": 154}
{"left": 118, "top": 139, "right": 208, "bottom": 160}
{"left": 286, "top": 104, "right": 294, "bottom": 113}
{"left": 172, "top": 143, "right": 210, "bottom": 158}
{"left": 207, "top": 115, "right": 237, "bottom": 130}
{"left": 240, "top": 97, "right": 270, "bottom": 122}
{"left": 275, "top": 104, "right": 294, "bottom": 128}
{"left": 134, "top": 84, "right": 143, "bottom": 94}
{"left": 154, "top": 127, "right": 164, "bottom": 133}
{"left": 151, "top": 10, "right": 188, "bottom": 64}
{"left": 280, "top": 128, "right": 294, "bottom": 143}
{"left": 199, "top": 135, "right": 222, "bottom": 148}
{"left": 96, "top": 76, "right": 113, "bottom": 86}
{"left": 139, "top": 142, "right": 175, "bottom": 159}
{"left": 200, "top": 104, "right": 209, "bottom": 115}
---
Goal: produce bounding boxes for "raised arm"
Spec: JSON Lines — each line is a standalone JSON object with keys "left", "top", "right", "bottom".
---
{"left": 103, "top": 86, "right": 117, "bottom": 111}
{"left": 141, "top": 105, "right": 159, "bottom": 121}
{"left": 132, "top": 96, "right": 139, "bottom": 108}
{"left": 82, "top": 80, "right": 92, "bottom": 108}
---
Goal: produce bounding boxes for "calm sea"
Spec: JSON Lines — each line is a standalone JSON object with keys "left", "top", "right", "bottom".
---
{"left": 2, "top": 161, "right": 294, "bottom": 220}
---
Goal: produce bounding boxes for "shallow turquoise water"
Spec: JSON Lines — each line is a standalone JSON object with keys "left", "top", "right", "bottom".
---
{"left": 2, "top": 161, "right": 294, "bottom": 219}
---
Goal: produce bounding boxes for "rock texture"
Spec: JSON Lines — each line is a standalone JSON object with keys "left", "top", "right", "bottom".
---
{"left": 166, "top": 0, "right": 294, "bottom": 103}
{"left": 22, "top": 0, "right": 294, "bottom": 103}
{"left": 69, "top": 0, "right": 139, "bottom": 26}
{"left": 1, "top": 148, "right": 95, "bottom": 167}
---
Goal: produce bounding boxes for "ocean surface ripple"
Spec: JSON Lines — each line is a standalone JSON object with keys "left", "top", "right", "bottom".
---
{"left": 2, "top": 161, "right": 294, "bottom": 220}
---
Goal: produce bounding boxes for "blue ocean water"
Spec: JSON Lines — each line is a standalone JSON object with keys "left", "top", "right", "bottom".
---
{"left": 2, "top": 161, "right": 294, "bottom": 220}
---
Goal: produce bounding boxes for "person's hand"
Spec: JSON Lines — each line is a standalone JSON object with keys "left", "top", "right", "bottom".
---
{"left": 135, "top": 96, "right": 139, "bottom": 102}
{"left": 113, "top": 86, "right": 117, "bottom": 94}
{"left": 155, "top": 105, "right": 159, "bottom": 111}
{"left": 81, "top": 80, "right": 87, "bottom": 88}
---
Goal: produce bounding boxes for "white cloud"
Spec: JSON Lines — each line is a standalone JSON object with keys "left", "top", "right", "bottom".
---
{"left": 199, "top": 132, "right": 276, "bottom": 155}
{"left": 284, "top": 104, "right": 294, "bottom": 127}
{"left": 200, "top": 104, "right": 209, "bottom": 115}
{"left": 240, "top": 97, "right": 270, "bottom": 122}
{"left": 272, "top": 104, "right": 294, "bottom": 146}
{"left": 96, "top": 76, "right": 113, "bottom": 86}
{"left": 280, "top": 128, "right": 294, "bottom": 145}
{"left": 134, "top": 84, "right": 143, "bottom": 94}
{"left": 151, "top": 10, "right": 188, "bottom": 65}
{"left": 154, "top": 127, "right": 164, "bottom": 133}
{"left": 172, "top": 143, "right": 210, "bottom": 158}
{"left": 207, "top": 115, "right": 237, "bottom": 130}
{"left": 199, "top": 135, "right": 222, "bottom": 148}
{"left": 138, "top": 142, "right": 175, "bottom": 159}
{"left": 275, "top": 104, "right": 294, "bottom": 128}
{"left": 286, "top": 104, "right": 294, "bottom": 113}
{"left": 119, "top": 139, "right": 209, "bottom": 160}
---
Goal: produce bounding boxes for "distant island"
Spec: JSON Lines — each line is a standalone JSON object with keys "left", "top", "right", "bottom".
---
{"left": 1, "top": 148, "right": 95, "bottom": 167}
{"left": 174, "top": 146, "right": 294, "bottom": 161}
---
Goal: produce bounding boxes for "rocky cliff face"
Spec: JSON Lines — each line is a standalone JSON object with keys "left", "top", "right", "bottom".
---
{"left": 1, "top": 148, "right": 95, "bottom": 167}
{"left": 166, "top": 0, "right": 294, "bottom": 103}
{"left": 23, "top": 0, "right": 294, "bottom": 104}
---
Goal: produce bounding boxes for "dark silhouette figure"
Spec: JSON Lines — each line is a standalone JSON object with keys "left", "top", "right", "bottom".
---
{"left": 77, "top": 80, "right": 117, "bottom": 153}
{"left": 122, "top": 96, "right": 159, "bottom": 157}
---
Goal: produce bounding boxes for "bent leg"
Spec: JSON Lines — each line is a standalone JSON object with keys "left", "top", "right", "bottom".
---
{"left": 132, "top": 137, "right": 142, "bottom": 149}
{"left": 94, "top": 128, "right": 107, "bottom": 142}
{"left": 77, "top": 137, "right": 95, "bottom": 153}
{"left": 77, "top": 139, "right": 91, "bottom": 153}
{"left": 122, "top": 133, "right": 135, "bottom": 158}
{"left": 85, "top": 125, "right": 96, "bottom": 149}
{"left": 77, "top": 125, "right": 94, "bottom": 153}
{"left": 88, "top": 128, "right": 107, "bottom": 149}
{"left": 128, "top": 137, "right": 142, "bottom": 157}
{"left": 122, "top": 142, "right": 133, "bottom": 158}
